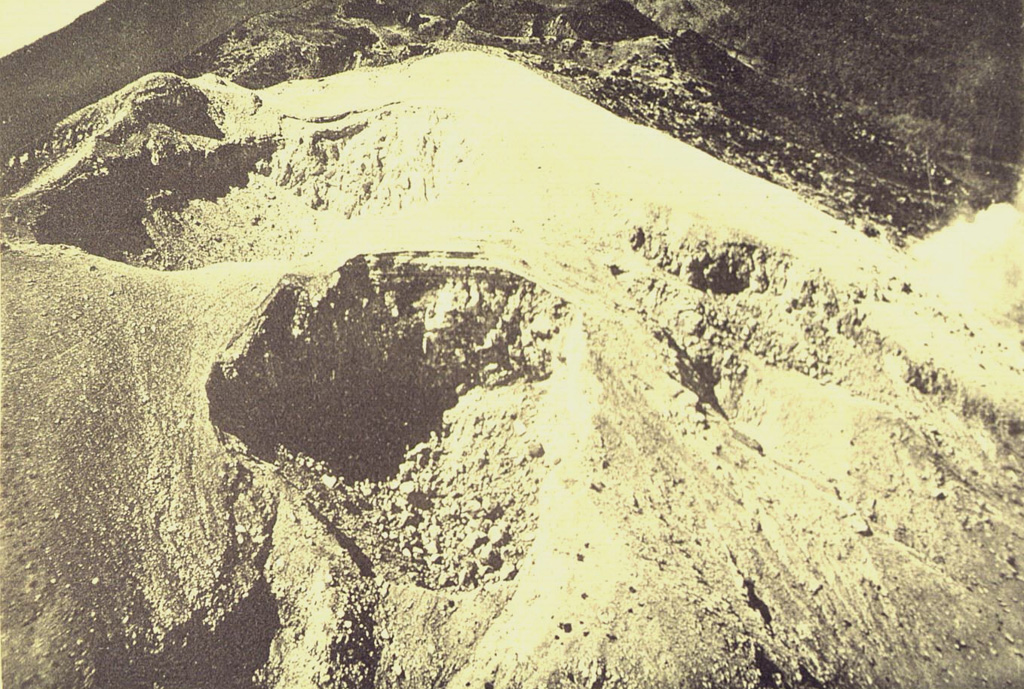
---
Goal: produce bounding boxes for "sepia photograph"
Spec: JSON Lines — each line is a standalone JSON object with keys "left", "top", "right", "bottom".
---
{"left": 1, "top": 0, "right": 1022, "bottom": 686}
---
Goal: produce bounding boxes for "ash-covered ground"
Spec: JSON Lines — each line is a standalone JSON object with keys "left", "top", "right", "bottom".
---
{"left": 2, "top": 3, "right": 1023, "bottom": 688}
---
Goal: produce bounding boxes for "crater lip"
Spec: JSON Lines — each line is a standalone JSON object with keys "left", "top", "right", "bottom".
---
{"left": 207, "top": 250, "right": 572, "bottom": 483}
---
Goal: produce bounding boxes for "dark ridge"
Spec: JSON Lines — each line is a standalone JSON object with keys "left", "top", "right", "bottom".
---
{"left": 454, "top": 0, "right": 660, "bottom": 40}
{"left": 175, "top": 0, "right": 383, "bottom": 89}
{"left": 553, "top": 0, "right": 663, "bottom": 42}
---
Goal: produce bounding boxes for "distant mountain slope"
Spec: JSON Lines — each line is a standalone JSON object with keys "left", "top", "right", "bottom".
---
{"left": 451, "top": 0, "right": 662, "bottom": 41}
{"left": 0, "top": 0, "right": 307, "bottom": 163}
{"left": 173, "top": 0, "right": 397, "bottom": 89}
{"left": 636, "top": 0, "right": 1023, "bottom": 167}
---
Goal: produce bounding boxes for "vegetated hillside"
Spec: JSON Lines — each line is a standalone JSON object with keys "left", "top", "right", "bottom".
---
{"left": 3, "top": 51, "right": 1023, "bottom": 689}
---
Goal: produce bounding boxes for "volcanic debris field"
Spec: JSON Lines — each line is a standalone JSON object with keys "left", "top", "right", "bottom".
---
{"left": 2, "top": 3, "right": 1024, "bottom": 688}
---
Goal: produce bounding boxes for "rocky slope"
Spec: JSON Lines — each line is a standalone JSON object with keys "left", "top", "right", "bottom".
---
{"left": 5, "top": 0, "right": 1019, "bottom": 241}
{"left": 3, "top": 51, "right": 1023, "bottom": 688}
{"left": 166, "top": 0, "right": 1013, "bottom": 240}
{"left": 0, "top": 0, "right": 313, "bottom": 164}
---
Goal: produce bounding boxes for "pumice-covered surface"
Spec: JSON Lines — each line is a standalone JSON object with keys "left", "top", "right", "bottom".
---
{"left": 2, "top": 4, "right": 1023, "bottom": 687}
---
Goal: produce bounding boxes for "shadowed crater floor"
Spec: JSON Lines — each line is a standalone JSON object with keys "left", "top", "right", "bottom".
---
{"left": 207, "top": 251, "right": 568, "bottom": 482}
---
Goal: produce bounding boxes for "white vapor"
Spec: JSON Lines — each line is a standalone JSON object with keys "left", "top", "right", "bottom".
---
{"left": 911, "top": 182, "right": 1024, "bottom": 332}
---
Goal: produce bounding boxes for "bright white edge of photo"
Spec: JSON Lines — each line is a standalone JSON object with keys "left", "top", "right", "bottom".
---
{"left": 0, "top": 0, "right": 107, "bottom": 57}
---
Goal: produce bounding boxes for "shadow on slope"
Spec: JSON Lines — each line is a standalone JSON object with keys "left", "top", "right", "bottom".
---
{"left": 2, "top": 73, "right": 275, "bottom": 265}
{"left": 94, "top": 579, "right": 280, "bottom": 689}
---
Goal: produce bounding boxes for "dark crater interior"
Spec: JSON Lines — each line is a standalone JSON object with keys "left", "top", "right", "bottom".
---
{"left": 207, "top": 252, "right": 567, "bottom": 482}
